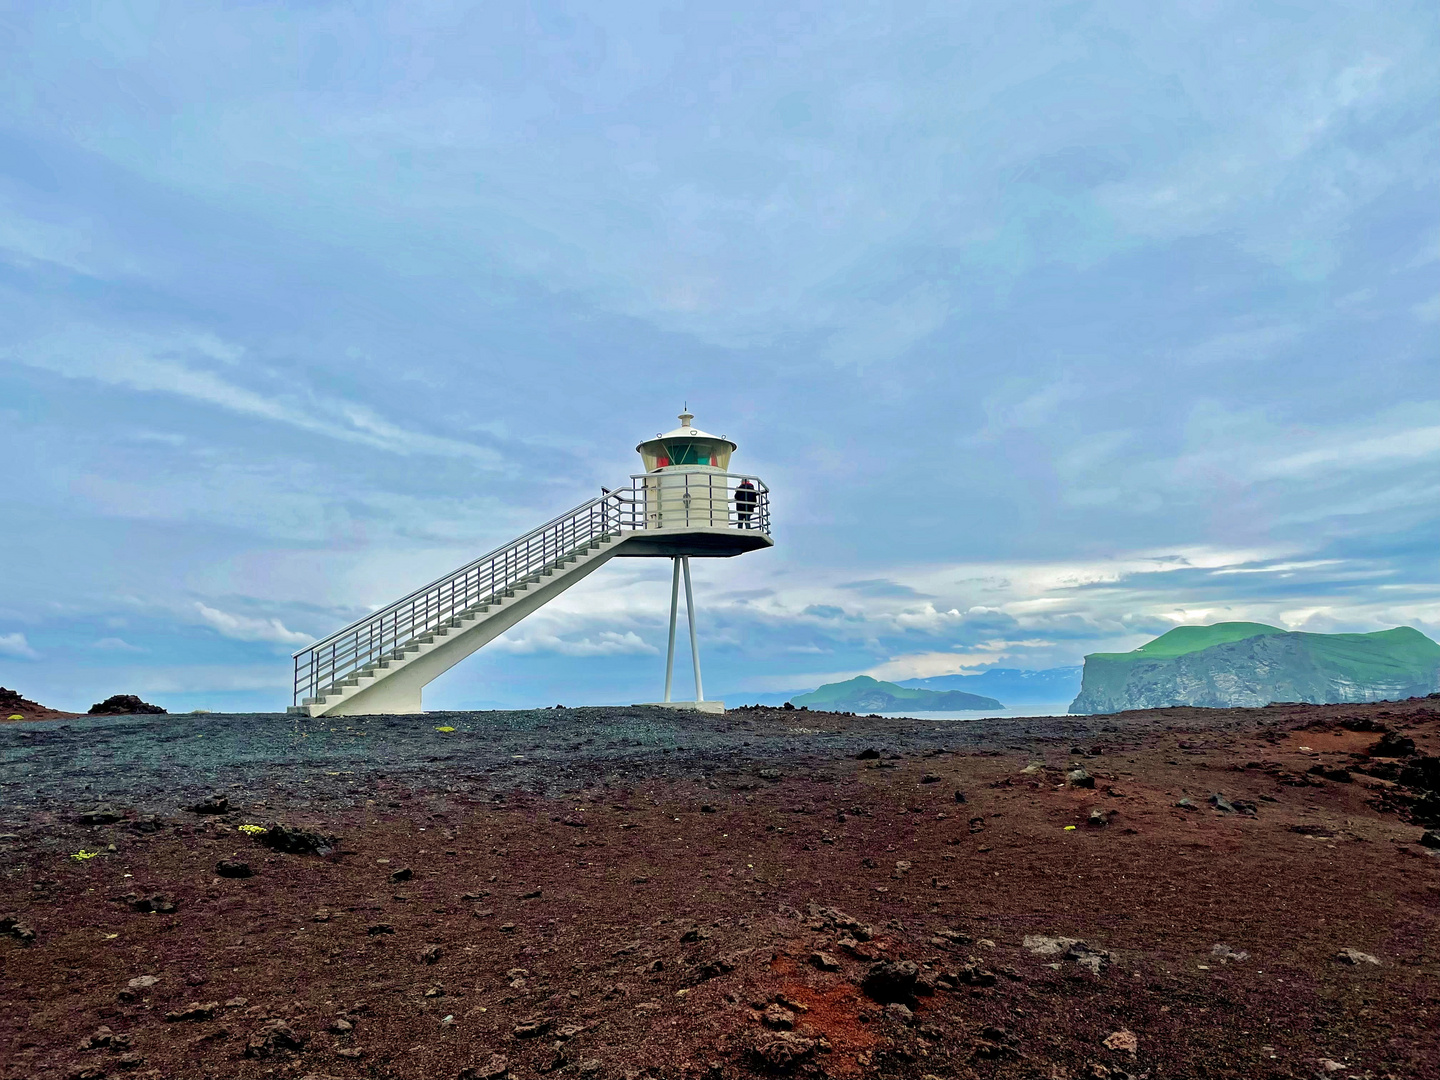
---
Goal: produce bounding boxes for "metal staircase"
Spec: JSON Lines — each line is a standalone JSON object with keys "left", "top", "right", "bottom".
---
{"left": 290, "top": 473, "right": 769, "bottom": 717}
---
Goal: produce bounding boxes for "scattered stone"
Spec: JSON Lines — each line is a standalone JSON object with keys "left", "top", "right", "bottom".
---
{"left": 954, "top": 789, "right": 967, "bottom": 803}
{"left": 750, "top": 1031, "right": 816, "bottom": 1072}
{"left": 700, "top": 804, "right": 716, "bottom": 813}
{"left": 809, "top": 951, "right": 842, "bottom": 972}
{"left": 335, "top": 1047, "right": 365, "bottom": 1059}
{"left": 78, "top": 1025, "right": 116, "bottom": 1050}
{"left": 459, "top": 1054, "right": 510, "bottom": 1080}
{"left": 1103, "top": 1029, "right": 1138, "bottom": 1054}
{"left": 366, "top": 924, "right": 395, "bottom": 935}
{"left": 121, "top": 893, "right": 176, "bottom": 914}
{"left": 79, "top": 805, "right": 124, "bottom": 825}
{"left": 260, "top": 823, "right": 337, "bottom": 856}
{"left": 921, "top": 773, "right": 942, "bottom": 784}
{"left": 0, "top": 915, "right": 36, "bottom": 942}
{"left": 1087, "top": 807, "right": 1114, "bottom": 827}
{"left": 512, "top": 1017, "right": 552, "bottom": 1038}
{"left": 1369, "top": 732, "right": 1415, "bottom": 757}
{"left": 968, "top": 816, "right": 986, "bottom": 833}
{"left": 1334, "top": 947, "right": 1380, "bottom": 966}
{"left": 1211, "top": 943, "right": 1249, "bottom": 962}
{"left": 520, "top": 888, "right": 541, "bottom": 899}
{"left": 1068, "top": 768, "right": 1096, "bottom": 789}
{"left": 862, "top": 960, "right": 922, "bottom": 1005}
{"left": 1022, "top": 935, "right": 1080, "bottom": 957}
{"left": 390, "top": 867, "right": 414, "bottom": 883}
{"left": 417, "top": 944, "right": 443, "bottom": 965}
{"left": 187, "top": 795, "right": 230, "bottom": 815}
{"left": 313, "top": 909, "right": 332, "bottom": 922}
{"left": 761, "top": 1004, "right": 795, "bottom": 1030}
{"left": 757, "top": 768, "right": 782, "bottom": 780}
{"left": 1420, "top": 830, "right": 1440, "bottom": 849}
{"left": 116, "top": 1051, "right": 146, "bottom": 1070}
{"left": 954, "top": 963, "right": 997, "bottom": 987}
{"left": 856, "top": 748, "right": 881, "bottom": 760}
{"left": 499, "top": 922, "right": 517, "bottom": 933}
{"left": 1175, "top": 797, "right": 1199, "bottom": 811}
{"left": 1317, "top": 1060, "right": 1346, "bottom": 1074}
{"left": 127, "top": 975, "right": 160, "bottom": 992}
{"left": 885, "top": 1002, "right": 914, "bottom": 1024}
{"left": 165, "top": 1002, "right": 219, "bottom": 1022}
{"left": 680, "top": 926, "right": 710, "bottom": 943}
{"left": 245, "top": 1019, "right": 306, "bottom": 1058}
{"left": 1209, "top": 793, "right": 1237, "bottom": 813}
{"left": 216, "top": 860, "right": 252, "bottom": 878}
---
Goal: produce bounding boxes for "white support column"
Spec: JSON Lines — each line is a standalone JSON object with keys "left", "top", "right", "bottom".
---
{"left": 682, "top": 555, "right": 704, "bottom": 703}
{"left": 663, "top": 556, "right": 681, "bottom": 702}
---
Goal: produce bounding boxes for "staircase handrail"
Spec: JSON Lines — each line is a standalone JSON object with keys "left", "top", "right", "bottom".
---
{"left": 291, "top": 473, "right": 769, "bottom": 705}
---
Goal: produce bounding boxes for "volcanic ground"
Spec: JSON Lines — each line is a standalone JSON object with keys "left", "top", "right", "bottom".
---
{"left": 1, "top": 698, "right": 1438, "bottom": 1080}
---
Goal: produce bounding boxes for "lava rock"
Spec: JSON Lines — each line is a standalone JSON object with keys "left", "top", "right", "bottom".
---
{"left": 809, "top": 951, "right": 842, "bottom": 972}
{"left": 1068, "top": 768, "right": 1096, "bottom": 789}
{"left": 245, "top": 1019, "right": 306, "bottom": 1058}
{"left": 862, "top": 960, "right": 921, "bottom": 1005}
{"left": 165, "top": 1002, "right": 219, "bottom": 1022}
{"left": 1334, "top": 947, "right": 1380, "bottom": 966}
{"left": 260, "top": 823, "right": 336, "bottom": 856}
{"left": 88, "top": 694, "right": 166, "bottom": 716}
{"left": 417, "top": 944, "right": 443, "bottom": 965}
{"left": 750, "top": 1032, "right": 816, "bottom": 1073}
{"left": 390, "top": 867, "right": 414, "bottom": 883}
{"left": 512, "top": 1017, "right": 552, "bottom": 1038}
{"left": 1369, "top": 732, "right": 1416, "bottom": 758}
{"left": 187, "top": 794, "right": 229, "bottom": 815}
{"left": 1421, "top": 830, "right": 1440, "bottom": 849}
{"left": 856, "top": 748, "right": 881, "bottom": 760}
{"left": 366, "top": 924, "right": 395, "bottom": 936}
{"left": 459, "top": 1054, "right": 510, "bottom": 1080}
{"left": 1, "top": 915, "right": 36, "bottom": 943}
{"left": 216, "top": 860, "right": 252, "bottom": 879}
{"left": 1208, "top": 793, "right": 1237, "bottom": 813}
{"left": 761, "top": 1004, "right": 794, "bottom": 1030}
{"left": 79, "top": 805, "right": 124, "bottom": 825}
{"left": 921, "top": 773, "right": 942, "bottom": 784}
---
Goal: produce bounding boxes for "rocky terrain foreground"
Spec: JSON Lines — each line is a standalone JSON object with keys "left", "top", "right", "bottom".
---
{"left": 1, "top": 698, "right": 1438, "bottom": 1080}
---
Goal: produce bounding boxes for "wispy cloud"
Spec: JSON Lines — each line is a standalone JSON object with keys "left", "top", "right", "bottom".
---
{"left": 194, "top": 603, "right": 312, "bottom": 647}
{"left": 0, "top": 632, "right": 40, "bottom": 660}
{"left": 7, "top": 327, "right": 505, "bottom": 465}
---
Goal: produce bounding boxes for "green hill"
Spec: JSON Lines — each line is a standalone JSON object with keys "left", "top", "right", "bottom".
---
{"left": 793, "top": 675, "right": 1002, "bottom": 713}
{"left": 1071, "top": 624, "right": 1440, "bottom": 713}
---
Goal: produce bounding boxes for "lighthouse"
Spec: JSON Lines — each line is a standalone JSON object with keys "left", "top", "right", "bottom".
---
{"left": 623, "top": 410, "right": 773, "bottom": 712}
{"left": 289, "top": 409, "right": 771, "bottom": 717}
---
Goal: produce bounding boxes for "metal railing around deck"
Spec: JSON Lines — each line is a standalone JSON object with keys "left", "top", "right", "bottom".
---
{"left": 292, "top": 473, "right": 769, "bottom": 705}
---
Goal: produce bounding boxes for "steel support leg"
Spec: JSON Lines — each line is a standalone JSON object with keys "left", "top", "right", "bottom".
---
{"left": 682, "top": 556, "right": 704, "bottom": 703}
{"left": 663, "top": 557, "right": 681, "bottom": 702}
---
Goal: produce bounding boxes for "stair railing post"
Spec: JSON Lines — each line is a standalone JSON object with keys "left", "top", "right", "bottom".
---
{"left": 663, "top": 557, "right": 680, "bottom": 703}
{"left": 682, "top": 556, "right": 704, "bottom": 703}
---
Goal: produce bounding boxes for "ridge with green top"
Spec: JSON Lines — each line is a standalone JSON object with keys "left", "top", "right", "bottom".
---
{"left": 1071, "top": 623, "right": 1440, "bottom": 714}
{"left": 793, "top": 675, "right": 1002, "bottom": 713}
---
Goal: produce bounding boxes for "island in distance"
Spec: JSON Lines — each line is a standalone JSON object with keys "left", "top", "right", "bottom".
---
{"left": 791, "top": 675, "right": 1002, "bottom": 712}
{"left": 1071, "top": 622, "right": 1440, "bottom": 713}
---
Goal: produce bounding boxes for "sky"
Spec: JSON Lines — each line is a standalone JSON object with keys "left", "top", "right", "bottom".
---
{"left": 1, "top": 1, "right": 1437, "bottom": 713}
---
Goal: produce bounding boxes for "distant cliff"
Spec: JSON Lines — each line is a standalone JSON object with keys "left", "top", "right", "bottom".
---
{"left": 793, "top": 675, "right": 1002, "bottom": 713}
{"left": 1070, "top": 623, "right": 1440, "bottom": 714}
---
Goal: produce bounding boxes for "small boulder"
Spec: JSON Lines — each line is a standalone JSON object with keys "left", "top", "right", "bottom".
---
{"left": 1103, "top": 1029, "right": 1138, "bottom": 1054}
{"left": 1419, "top": 830, "right": 1440, "bottom": 849}
{"left": 260, "top": 823, "right": 336, "bottom": 856}
{"left": 761, "top": 1004, "right": 794, "bottom": 1030}
{"left": 1369, "top": 732, "right": 1415, "bottom": 758}
{"left": 165, "top": 1002, "right": 219, "bottom": 1022}
{"left": 79, "top": 805, "right": 124, "bottom": 825}
{"left": 245, "top": 1019, "right": 306, "bottom": 1058}
{"left": 417, "top": 944, "right": 443, "bottom": 965}
{"left": 459, "top": 1054, "right": 510, "bottom": 1080}
{"left": 188, "top": 795, "right": 229, "bottom": 815}
{"left": 390, "top": 867, "right": 414, "bottom": 883}
{"left": 1208, "top": 793, "right": 1237, "bottom": 813}
{"left": 1334, "top": 947, "right": 1380, "bottom": 966}
{"left": 512, "top": 1017, "right": 551, "bottom": 1039}
{"left": 216, "top": 860, "right": 252, "bottom": 879}
{"left": 1068, "top": 768, "right": 1096, "bottom": 789}
{"left": 862, "top": 960, "right": 921, "bottom": 1005}
{"left": 750, "top": 1032, "right": 816, "bottom": 1073}
{"left": 809, "top": 951, "right": 842, "bottom": 972}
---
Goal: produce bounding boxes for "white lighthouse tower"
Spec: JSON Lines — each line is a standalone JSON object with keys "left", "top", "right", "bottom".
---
{"left": 288, "top": 408, "right": 771, "bottom": 717}
{"left": 624, "top": 410, "right": 773, "bottom": 712}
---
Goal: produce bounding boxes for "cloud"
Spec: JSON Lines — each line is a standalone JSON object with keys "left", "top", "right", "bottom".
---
{"left": 0, "top": 632, "right": 40, "bottom": 659}
{"left": 491, "top": 630, "right": 658, "bottom": 657}
{"left": 92, "top": 637, "right": 144, "bottom": 652}
{"left": 6, "top": 327, "right": 505, "bottom": 466}
{"left": 194, "top": 603, "right": 312, "bottom": 647}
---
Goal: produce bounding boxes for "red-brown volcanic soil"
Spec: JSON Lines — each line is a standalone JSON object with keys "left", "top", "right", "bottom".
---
{"left": 2, "top": 699, "right": 1438, "bottom": 1080}
{"left": 0, "top": 688, "right": 80, "bottom": 723}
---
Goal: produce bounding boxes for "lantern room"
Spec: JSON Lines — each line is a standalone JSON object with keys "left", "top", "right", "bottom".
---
{"left": 636, "top": 411, "right": 736, "bottom": 472}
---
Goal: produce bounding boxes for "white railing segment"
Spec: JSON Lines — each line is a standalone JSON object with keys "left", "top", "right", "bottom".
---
{"left": 292, "top": 473, "right": 769, "bottom": 706}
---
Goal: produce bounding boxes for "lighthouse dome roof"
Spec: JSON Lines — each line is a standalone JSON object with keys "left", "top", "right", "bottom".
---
{"left": 637, "top": 410, "right": 737, "bottom": 454}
